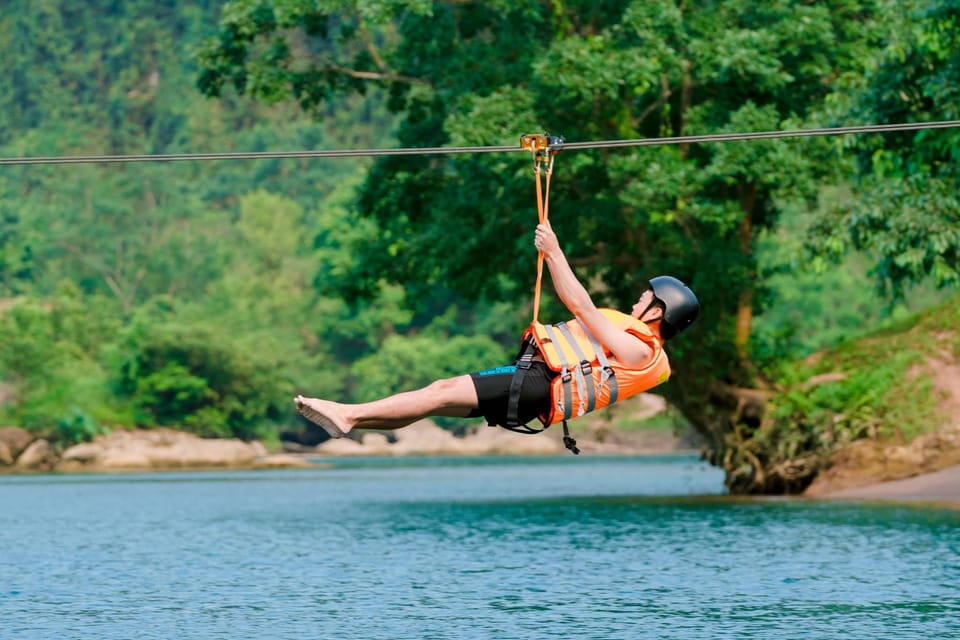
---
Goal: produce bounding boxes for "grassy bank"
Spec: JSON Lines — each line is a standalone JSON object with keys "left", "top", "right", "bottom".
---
{"left": 741, "top": 293, "right": 960, "bottom": 493}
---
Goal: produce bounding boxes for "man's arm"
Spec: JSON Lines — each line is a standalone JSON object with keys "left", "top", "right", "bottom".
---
{"left": 534, "top": 223, "right": 652, "bottom": 368}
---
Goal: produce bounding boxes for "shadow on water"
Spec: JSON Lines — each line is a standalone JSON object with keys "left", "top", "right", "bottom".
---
{"left": 366, "top": 491, "right": 960, "bottom": 530}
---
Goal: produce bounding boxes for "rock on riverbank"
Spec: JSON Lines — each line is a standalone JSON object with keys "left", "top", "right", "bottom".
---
{"left": 0, "top": 414, "right": 690, "bottom": 473}
{"left": 0, "top": 426, "right": 310, "bottom": 473}
{"left": 308, "top": 419, "right": 687, "bottom": 457}
{"left": 0, "top": 396, "right": 690, "bottom": 472}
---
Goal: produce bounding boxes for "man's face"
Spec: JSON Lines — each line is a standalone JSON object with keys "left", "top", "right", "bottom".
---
{"left": 631, "top": 289, "right": 663, "bottom": 321}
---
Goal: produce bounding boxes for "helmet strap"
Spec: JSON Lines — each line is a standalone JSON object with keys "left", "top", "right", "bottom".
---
{"left": 638, "top": 299, "right": 663, "bottom": 323}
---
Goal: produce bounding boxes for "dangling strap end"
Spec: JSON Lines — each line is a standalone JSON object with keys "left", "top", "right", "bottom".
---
{"left": 562, "top": 420, "right": 580, "bottom": 455}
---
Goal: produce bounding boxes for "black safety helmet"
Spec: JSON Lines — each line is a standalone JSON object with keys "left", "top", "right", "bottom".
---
{"left": 648, "top": 275, "right": 700, "bottom": 340}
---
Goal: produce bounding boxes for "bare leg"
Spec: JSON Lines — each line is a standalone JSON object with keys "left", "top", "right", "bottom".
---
{"left": 295, "top": 374, "right": 479, "bottom": 437}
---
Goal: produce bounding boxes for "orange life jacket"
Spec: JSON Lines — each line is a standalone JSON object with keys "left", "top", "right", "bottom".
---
{"left": 520, "top": 308, "right": 671, "bottom": 426}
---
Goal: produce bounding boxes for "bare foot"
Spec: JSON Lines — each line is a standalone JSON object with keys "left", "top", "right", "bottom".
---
{"left": 294, "top": 395, "right": 352, "bottom": 438}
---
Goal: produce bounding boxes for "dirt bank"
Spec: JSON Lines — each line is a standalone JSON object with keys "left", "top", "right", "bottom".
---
{"left": 805, "top": 349, "right": 960, "bottom": 506}
{"left": 811, "top": 463, "right": 960, "bottom": 507}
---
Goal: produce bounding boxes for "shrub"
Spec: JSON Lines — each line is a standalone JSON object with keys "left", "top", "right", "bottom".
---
{"left": 116, "top": 322, "right": 292, "bottom": 440}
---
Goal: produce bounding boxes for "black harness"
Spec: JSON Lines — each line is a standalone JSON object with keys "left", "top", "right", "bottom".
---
{"left": 493, "top": 335, "right": 580, "bottom": 455}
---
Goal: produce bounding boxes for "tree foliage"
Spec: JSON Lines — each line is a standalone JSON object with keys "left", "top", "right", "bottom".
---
{"left": 2, "top": 0, "right": 957, "bottom": 495}
{"left": 115, "top": 319, "right": 291, "bottom": 439}
{"left": 0, "top": 283, "right": 118, "bottom": 441}
{"left": 196, "top": 0, "right": 879, "bottom": 436}
{"left": 0, "top": 0, "right": 404, "bottom": 441}
{"left": 809, "top": 0, "right": 960, "bottom": 298}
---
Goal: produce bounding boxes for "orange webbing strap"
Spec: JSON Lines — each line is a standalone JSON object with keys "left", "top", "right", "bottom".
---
{"left": 520, "top": 133, "right": 563, "bottom": 324}
{"left": 532, "top": 160, "right": 552, "bottom": 323}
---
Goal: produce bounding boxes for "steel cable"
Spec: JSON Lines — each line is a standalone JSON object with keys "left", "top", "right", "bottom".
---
{"left": 1, "top": 120, "right": 958, "bottom": 166}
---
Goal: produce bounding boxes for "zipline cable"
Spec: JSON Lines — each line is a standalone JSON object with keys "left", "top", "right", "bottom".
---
{"left": 561, "top": 119, "right": 960, "bottom": 151}
{"left": 1, "top": 120, "right": 959, "bottom": 166}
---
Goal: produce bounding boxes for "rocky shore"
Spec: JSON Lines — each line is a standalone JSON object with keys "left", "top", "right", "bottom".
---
{"left": 308, "top": 419, "right": 690, "bottom": 457}
{"left": 4, "top": 420, "right": 958, "bottom": 507}
{"left": 0, "top": 426, "right": 310, "bottom": 473}
{"left": 0, "top": 416, "right": 689, "bottom": 474}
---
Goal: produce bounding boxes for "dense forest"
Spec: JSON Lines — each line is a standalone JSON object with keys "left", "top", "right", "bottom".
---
{"left": 1, "top": 0, "right": 958, "bottom": 492}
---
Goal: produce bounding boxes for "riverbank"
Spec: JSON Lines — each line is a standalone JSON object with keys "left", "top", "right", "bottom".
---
{"left": 6, "top": 419, "right": 960, "bottom": 509}
{"left": 5, "top": 412, "right": 959, "bottom": 509}
{"left": 810, "top": 463, "right": 960, "bottom": 507}
{"left": 0, "top": 413, "right": 692, "bottom": 474}
{"left": 0, "top": 426, "right": 313, "bottom": 473}
{"left": 803, "top": 423, "right": 960, "bottom": 506}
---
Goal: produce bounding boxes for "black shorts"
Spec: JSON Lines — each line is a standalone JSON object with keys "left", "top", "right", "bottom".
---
{"left": 468, "top": 361, "right": 556, "bottom": 427}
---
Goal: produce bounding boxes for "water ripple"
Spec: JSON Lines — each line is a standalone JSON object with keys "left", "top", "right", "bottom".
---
{"left": 1, "top": 456, "right": 957, "bottom": 639}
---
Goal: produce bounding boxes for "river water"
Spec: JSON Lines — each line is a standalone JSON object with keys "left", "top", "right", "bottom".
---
{"left": 1, "top": 454, "right": 957, "bottom": 639}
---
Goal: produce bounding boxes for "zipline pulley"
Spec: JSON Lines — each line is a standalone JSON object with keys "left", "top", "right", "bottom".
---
{"left": 520, "top": 133, "right": 564, "bottom": 170}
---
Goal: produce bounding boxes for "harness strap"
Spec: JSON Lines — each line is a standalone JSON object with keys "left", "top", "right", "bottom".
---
{"left": 498, "top": 422, "right": 546, "bottom": 435}
{"left": 556, "top": 321, "right": 596, "bottom": 416}
{"left": 505, "top": 337, "right": 537, "bottom": 427}
{"left": 582, "top": 324, "right": 618, "bottom": 406}
{"left": 562, "top": 420, "right": 580, "bottom": 455}
{"left": 532, "top": 160, "right": 552, "bottom": 324}
{"left": 512, "top": 135, "right": 578, "bottom": 452}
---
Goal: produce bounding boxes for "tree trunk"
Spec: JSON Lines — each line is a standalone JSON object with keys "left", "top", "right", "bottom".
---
{"left": 683, "top": 382, "right": 819, "bottom": 495}
{"left": 735, "top": 182, "right": 756, "bottom": 358}
{"left": 672, "top": 181, "right": 823, "bottom": 495}
{"left": 735, "top": 290, "right": 754, "bottom": 360}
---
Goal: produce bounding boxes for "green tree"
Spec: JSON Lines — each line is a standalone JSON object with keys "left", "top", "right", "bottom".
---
{"left": 809, "top": 0, "right": 960, "bottom": 298}
{"left": 0, "top": 0, "right": 393, "bottom": 307}
{"left": 115, "top": 316, "right": 293, "bottom": 440}
{"left": 0, "top": 283, "right": 117, "bottom": 441}
{"left": 351, "top": 333, "right": 510, "bottom": 403}
{"left": 0, "top": 0, "right": 402, "bottom": 446}
{"left": 197, "top": 0, "right": 879, "bottom": 488}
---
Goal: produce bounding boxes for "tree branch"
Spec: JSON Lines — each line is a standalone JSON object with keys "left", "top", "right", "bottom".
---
{"left": 633, "top": 73, "right": 672, "bottom": 129}
{"left": 357, "top": 16, "right": 389, "bottom": 74}
{"left": 326, "top": 61, "right": 428, "bottom": 86}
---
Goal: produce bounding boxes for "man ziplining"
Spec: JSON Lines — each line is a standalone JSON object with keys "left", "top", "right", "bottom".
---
{"left": 295, "top": 220, "right": 699, "bottom": 454}
{"left": 295, "top": 134, "right": 698, "bottom": 453}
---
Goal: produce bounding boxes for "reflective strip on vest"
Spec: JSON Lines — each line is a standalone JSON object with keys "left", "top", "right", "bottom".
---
{"left": 543, "top": 324, "right": 573, "bottom": 421}
{"left": 581, "top": 324, "right": 618, "bottom": 406}
{"left": 556, "top": 321, "right": 596, "bottom": 416}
